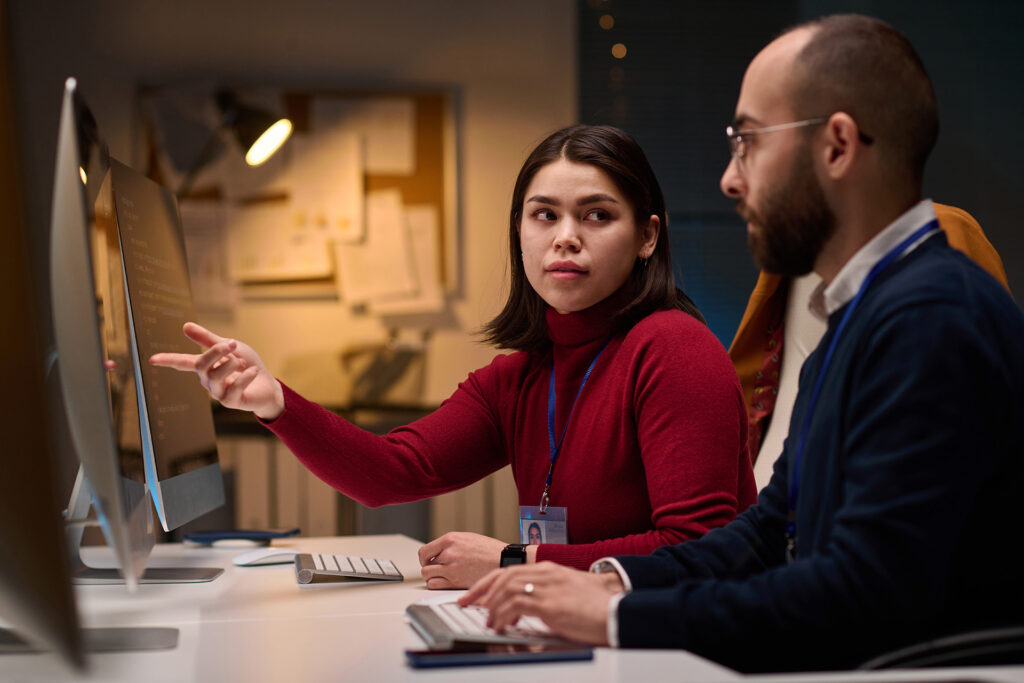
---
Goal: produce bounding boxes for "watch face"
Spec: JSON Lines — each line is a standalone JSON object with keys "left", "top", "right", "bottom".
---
{"left": 500, "top": 544, "right": 527, "bottom": 567}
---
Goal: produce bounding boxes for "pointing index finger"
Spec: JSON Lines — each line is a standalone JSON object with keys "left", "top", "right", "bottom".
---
{"left": 149, "top": 352, "right": 200, "bottom": 371}
{"left": 182, "top": 321, "right": 226, "bottom": 349}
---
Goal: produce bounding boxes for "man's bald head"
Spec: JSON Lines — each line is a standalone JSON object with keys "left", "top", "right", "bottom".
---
{"left": 783, "top": 14, "right": 938, "bottom": 187}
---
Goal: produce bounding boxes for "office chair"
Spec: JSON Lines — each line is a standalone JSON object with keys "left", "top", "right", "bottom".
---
{"left": 858, "top": 626, "right": 1024, "bottom": 669}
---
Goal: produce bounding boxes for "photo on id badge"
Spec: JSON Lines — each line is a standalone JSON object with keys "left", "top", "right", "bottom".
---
{"left": 518, "top": 506, "right": 567, "bottom": 545}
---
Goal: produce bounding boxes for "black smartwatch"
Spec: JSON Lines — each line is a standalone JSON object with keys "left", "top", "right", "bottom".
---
{"left": 500, "top": 543, "right": 527, "bottom": 567}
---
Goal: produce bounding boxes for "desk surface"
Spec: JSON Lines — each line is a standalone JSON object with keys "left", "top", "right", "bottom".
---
{"left": 2, "top": 535, "right": 1023, "bottom": 682}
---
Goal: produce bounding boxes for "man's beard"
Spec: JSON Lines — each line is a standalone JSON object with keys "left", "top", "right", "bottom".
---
{"left": 740, "top": 151, "right": 836, "bottom": 276}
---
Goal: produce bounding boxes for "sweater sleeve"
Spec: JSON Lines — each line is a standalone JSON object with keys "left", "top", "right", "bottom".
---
{"left": 611, "top": 300, "right": 1014, "bottom": 671}
{"left": 262, "top": 360, "right": 514, "bottom": 508}
{"left": 539, "top": 314, "right": 757, "bottom": 568}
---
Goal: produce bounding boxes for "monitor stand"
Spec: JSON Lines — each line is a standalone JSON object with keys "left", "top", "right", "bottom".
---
{"left": 65, "top": 467, "right": 223, "bottom": 584}
{"left": 1, "top": 473, "right": 182, "bottom": 656}
{"left": 69, "top": 554, "right": 223, "bottom": 584}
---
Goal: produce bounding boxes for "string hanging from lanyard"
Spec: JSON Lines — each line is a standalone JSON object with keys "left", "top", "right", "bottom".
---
{"left": 786, "top": 220, "right": 939, "bottom": 562}
{"left": 540, "top": 336, "right": 613, "bottom": 513}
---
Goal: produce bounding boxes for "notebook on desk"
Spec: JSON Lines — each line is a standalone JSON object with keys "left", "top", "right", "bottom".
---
{"left": 406, "top": 600, "right": 577, "bottom": 650}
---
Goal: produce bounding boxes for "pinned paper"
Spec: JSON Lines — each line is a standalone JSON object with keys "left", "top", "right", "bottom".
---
{"left": 178, "top": 202, "right": 237, "bottom": 310}
{"left": 289, "top": 130, "right": 365, "bottom": 243}
{"left": 334, "top": 189, "right": 417, "bottom": 303}
{"left": 311, "top": 97, "right": 415, "bottom": 175}
{"left": 226, "top": 203, "right": 333, "bottom": 282}
{"left": 370, "top": 205, "right": 445, "bottom": 315}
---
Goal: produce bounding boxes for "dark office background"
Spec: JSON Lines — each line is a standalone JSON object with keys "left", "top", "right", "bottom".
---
{"left": 579, "top": 0, "right": 1024, "bottom": 345}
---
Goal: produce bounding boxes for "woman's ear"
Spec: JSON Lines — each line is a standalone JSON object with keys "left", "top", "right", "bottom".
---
{"left": 639, "top": 214, "right": 660, "bottom": 258}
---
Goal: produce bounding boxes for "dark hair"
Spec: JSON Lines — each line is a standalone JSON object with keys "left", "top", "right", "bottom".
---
{"left": 482, "top": 124, "right": 704, "bottom": 352}
{"left": 786, "top": 14, "right": 938, "bottom": 186}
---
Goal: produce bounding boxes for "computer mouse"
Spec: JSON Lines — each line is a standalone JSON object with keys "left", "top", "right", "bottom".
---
{"left": 232, "top": 547, "right": 299, "bottom": 566}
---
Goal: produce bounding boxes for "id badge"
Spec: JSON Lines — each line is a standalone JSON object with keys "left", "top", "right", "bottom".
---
{"left": 518, "top": 506, "right": 568, "bottom": 545}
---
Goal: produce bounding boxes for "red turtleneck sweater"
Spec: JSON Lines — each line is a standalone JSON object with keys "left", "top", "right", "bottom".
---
{"left": 264, "top": 298, "right": 756, "bottom": 569}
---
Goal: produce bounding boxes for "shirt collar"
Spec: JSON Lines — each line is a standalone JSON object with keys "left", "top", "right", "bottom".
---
{"left": 809, "top": 199, "right": 937, "bottom": 320}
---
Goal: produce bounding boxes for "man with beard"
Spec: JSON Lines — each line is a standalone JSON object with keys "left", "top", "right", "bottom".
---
{"left": 459, "top": 14, "right": 1024, "bottom": 673}
{"left": 731, "top": 203, "right": 1007, "bottom": 492}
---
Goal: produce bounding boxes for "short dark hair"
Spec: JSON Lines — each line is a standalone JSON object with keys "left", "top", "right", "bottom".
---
{"left": 786, "top": 14, "right": 938, "bottom": 185}
{"left": 482, "top": 124, "right": 704, "bottom": 352}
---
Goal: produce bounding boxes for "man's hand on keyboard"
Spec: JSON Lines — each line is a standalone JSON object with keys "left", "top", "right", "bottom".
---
{"left": 418, "top": 532, "right": 508, "bottom": 589}
{"left": 458, "top": 562, "right": 623, "bottom": 646}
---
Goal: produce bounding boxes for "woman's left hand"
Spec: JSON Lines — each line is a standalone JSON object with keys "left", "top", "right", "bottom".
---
{"left": 418, "top": 532, "right": 510, "bottom": 589}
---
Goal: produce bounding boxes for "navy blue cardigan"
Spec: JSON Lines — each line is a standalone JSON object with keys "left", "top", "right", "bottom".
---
{"left": 614, "top": 233, "right": 1024, "bottom": 672}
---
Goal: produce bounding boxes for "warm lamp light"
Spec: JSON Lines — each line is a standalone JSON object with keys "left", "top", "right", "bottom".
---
{"left": 244, "top": 118, "right": 293, "bottom": 166}
{"left": 176, "top": 89, "right": 293, "bottom": 196}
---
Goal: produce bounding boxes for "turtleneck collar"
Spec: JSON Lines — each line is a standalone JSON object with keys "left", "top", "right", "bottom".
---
{"left": 545, "top": 289, "right": 631, "bottom": 348}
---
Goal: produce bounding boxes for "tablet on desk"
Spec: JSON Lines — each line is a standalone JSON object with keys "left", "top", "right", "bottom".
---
{"left": 405, "top": 642, "right": 593, "bottom": 669}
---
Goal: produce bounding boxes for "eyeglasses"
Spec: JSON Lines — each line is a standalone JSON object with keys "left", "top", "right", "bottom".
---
{"left": 725, "top": 117, "right": 874, "bottom": 173}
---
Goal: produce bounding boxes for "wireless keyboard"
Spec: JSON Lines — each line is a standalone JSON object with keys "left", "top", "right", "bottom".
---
{"left": 293, "top": 552, "right": 404, "bottom": 584}
{"left": 406, "top": 601, "right": 565, "bottom": 649}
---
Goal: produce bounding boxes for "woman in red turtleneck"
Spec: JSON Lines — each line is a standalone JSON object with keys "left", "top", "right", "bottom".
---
{"left": 151, "top": 125, "right": 757, "bottom": 589}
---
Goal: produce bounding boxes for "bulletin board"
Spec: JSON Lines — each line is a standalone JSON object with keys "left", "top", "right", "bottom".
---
{"left": 140, "top": 85, "right": 459, "bottom": 314}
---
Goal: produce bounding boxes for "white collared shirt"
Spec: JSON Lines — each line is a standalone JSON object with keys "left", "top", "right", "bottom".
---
{"left": 809, "top": 200, "right": 939, "bottom": 321}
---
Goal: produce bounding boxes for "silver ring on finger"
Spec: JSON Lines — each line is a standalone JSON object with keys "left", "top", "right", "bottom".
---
{"left": 523, "top": 582, "right": 534, "bottom": 596}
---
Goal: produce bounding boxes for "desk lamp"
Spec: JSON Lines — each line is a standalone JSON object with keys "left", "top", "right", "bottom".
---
{"left": 176, "top": 89, "right": 292, "bottom": 197}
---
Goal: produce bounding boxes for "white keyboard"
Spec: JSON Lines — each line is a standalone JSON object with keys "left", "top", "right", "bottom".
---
{"left": 431, "top": 602, "right": 552, "bottom": 638}
{"left": 406, "top": 601, "right": 562, "bottom": 649}
{"left": 294, "top": 553, "right": 403, "bottom": 584}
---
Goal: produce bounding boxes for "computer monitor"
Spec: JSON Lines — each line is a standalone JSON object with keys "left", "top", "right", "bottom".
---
{"left": 0, "top": 78, "right": 83, "bottom": 668}
{"left": 48, "top": 77, "right": 154, "bottom": 591}
{"left": 108, "top": 157, "right": 226, "bottom": 533}
{"left": 49, "top": 78, "right": 222, "bottom": 584}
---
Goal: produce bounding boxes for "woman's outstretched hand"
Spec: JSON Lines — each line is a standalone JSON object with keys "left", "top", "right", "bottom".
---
{"left": 149, "top": 322, "right": 285, "bottom": 421}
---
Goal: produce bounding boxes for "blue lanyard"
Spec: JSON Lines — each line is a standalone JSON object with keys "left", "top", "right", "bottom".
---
{"left": 540, "top": 336, "right": 613, "bottom": 512}
{"left": 786, "top": 220, "right": 939, "bottom": 561}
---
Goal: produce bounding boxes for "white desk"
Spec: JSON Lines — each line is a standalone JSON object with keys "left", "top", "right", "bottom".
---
{"left": 2, "top": 535, "right": 1023, "bottom": 682}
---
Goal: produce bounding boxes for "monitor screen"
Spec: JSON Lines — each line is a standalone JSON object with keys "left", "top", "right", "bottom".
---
{"left": 108, "top": 158, "right": 225, "bottom": 532}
